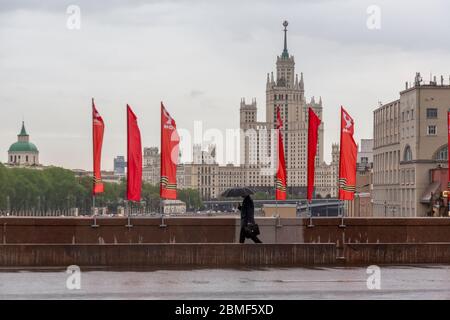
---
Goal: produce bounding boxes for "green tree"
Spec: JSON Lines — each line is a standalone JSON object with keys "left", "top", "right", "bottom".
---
{"left": 0, "top": 165, "right": 202, "bottom": 214}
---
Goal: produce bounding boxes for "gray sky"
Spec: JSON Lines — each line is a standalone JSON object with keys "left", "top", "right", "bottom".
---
{"left": 1, "top": 0, "right": 450, "bottom": 170}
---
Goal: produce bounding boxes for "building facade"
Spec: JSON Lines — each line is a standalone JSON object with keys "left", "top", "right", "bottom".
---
{"left": 142, "top": 147, "right": 160, "bottom": 185}
{"left": 141, "top": 22, "right": 339, "bottom": 201}
{"left": 239, "top": 21, "right": 324, "bottom": 196}
{"left": 113, "top": 156, "right": 126, "bottom": 177}
{"left": 8, "top": 122, "right": 39, "bottom": 166}
{"left": 357, "top": 139, "right": 374, "bottom": 173}
{"left": 315, "top": 144, "right": 339, "bottom": 198}
{"left": 373, "top": 73, "right": 450, "bottom": 217}
{"left": 142, "top": 147, "right": 188, "bottom": 191}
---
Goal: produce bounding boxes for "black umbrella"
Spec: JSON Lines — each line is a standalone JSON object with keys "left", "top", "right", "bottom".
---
{"left": 221, "top": 187, "right": 255, "bottom": 198}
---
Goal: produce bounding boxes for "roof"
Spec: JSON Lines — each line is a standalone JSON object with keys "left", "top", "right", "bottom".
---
{"left": 19, "top": 121, "right": 28, "bottom": 136}
{"left": 8, "top": 141, "right": 39, "bottom": 153}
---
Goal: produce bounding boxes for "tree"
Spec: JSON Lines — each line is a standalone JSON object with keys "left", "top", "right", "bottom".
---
{"left": 0, "top": 165, "right": 202, "bottom": 215}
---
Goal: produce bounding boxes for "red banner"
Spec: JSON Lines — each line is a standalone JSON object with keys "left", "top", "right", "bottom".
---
{"left": 92, "top": 98, "right": 104, "bottom": 195}
{"left": 160, "top": 102, "right": 179, "bottom": 200}
{"left": 307, "top": 108, "right": 321, "bottom": 201}
{"left": 448, "top": 111, "right": 450, "bottom": 191}
{"left": 126, "top": 105, "right": 142, "bottom": 202}
{"left": 338, "top": 106, "right": 357, "bottom": 200}
{"left": 276, "top": 106, "right": 287, "bottom": 200}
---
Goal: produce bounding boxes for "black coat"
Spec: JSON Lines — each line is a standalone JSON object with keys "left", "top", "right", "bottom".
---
{"left": 240, "top": 195, "right": 255, "bottom": 226}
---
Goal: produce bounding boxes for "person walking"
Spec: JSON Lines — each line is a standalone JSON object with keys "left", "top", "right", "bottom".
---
{"left": 238, "top": 195, "right": 262, "bottom": 244}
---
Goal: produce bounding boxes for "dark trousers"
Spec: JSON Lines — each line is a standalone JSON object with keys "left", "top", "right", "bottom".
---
{"left": 239, "top": 225, "right": 262, "bottom": 244}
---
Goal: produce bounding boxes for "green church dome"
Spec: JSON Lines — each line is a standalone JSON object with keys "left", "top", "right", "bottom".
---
{"left": 8, "top": 141, "right": 39, "bottom": 153}
{"left": 8, "top": 121, "right": 39, "bottom": 153}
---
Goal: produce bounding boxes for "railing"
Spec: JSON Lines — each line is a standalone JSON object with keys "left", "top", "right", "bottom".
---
{"left": 0, "top": 208, "right": 79, "bottom": 217}
{"left": 203, "top": 198, "right": 343, "bottom": 217}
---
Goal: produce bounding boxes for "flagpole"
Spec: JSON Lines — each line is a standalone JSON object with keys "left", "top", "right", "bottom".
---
{"left": 339, "top": 199, "right": 346, "bottom": 228}
{"left": 91, "top": 98, "right": 99, "bottom": 228}
{"left": 160, "top": 199, "right": 166, "bottom": 228}
{"left": 126, "top": 200, "right": 133, "bottom": 228}
{"left": 275, "top": 178, "right": 278, "bottom": 217}
{"left": 307, "top": 199, "right": 314, "bottom": 227}
{"left": 159, "top": 103, "right": 167, "bottom": 228}
{"left": 91, "top": 195, "right": 99, "bottom": 228}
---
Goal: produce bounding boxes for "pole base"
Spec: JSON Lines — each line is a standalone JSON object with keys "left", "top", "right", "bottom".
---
{"left": 307, "top": 216, "right": 314, "bottom": 228}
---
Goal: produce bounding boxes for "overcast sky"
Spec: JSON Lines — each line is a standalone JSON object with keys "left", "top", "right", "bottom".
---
{"left": 1, "top": 0, "right": 450, "bottom": 170}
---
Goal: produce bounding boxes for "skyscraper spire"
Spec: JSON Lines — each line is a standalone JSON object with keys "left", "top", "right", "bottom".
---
{"left": 281, "top": 20, "right": 289, "bottom": 59}
{"left": 300, "top": 72, "right": 304, "bottom": 90}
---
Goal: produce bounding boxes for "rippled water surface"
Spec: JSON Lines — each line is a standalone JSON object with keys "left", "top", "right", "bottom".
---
{"left": 1, "top": 265, "right": 450, "bottom": 299}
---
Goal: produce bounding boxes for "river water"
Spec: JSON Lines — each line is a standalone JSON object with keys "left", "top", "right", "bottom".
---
{"left": 0, "top": 265, "right": 449, "bottom": 300}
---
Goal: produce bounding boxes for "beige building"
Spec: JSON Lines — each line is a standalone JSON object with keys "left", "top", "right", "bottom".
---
{"left": 142, "top": 21, "right": 339, "bottom": 201}
{"left": 142, "top": 147, "right": 160, "bottom": 185}
{"left": 315, "top": 144, "right": 339, "bottom": 198}
{"left": 142, "top": 147, "right": 188, "bottom": 190}
{"left": 347, "top": 169, "right": 373, "bottom": 217}
{"left": 240, "top": 21, "right": 324, "bottom": 196}
{"left": 373, "top": 73, "right": 450, "bottom": 216}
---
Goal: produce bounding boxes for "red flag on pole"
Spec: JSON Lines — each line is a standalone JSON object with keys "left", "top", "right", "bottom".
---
{"left": 92, "top": 98, "right": 104, "bottom": 195}
{"left": 307, "top": 107, "right": 321, "bottom": 201}
{"left": 160, "top": 102, "right": 180, "bottom": 200}
{"left": 338, "top": 106, "right": 357, "bottom": 200}
{"left": 275, "top": 106, "right": 287, "bottom": 200}
{"left": 126, "top": 105, "right": 142, "bottom": 202}
{"left": 448, "top": 111, "right": 450, "bottom": 191}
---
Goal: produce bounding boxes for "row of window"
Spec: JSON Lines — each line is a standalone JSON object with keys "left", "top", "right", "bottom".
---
{"left": 10, "top": 155, "right": 36, "bottom": 163}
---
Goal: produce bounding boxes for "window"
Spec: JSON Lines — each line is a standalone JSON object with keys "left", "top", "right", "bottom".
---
{"left": 434, "top": 145, "right": 448, "bottom": 161}
{"left": 427, "top": 125, "right": 437, "bottom": 135}
{"left": 404, "top": 145, "right": 412, "bottom": 161}
{"left": 426, "top": 108, "right": 438, "bottom": 119}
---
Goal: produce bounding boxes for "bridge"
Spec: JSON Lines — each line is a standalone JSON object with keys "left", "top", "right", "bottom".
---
{"left": 202, "top": 199, "right": 343, "bottom": 217}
